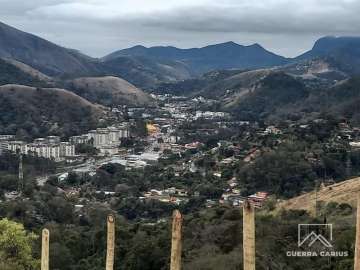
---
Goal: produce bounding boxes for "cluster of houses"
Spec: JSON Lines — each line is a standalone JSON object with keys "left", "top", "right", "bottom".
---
{"left": 220, "top": 186, "right": 269, "bottom": 208}
{"left": 194, "top": 111, "right": 230, "bottom": 120}
{"left": 140, "top": 187, "right": 189, "bottom": 205}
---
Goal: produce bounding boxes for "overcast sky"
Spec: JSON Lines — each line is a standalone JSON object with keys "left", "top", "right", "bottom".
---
{"left": 1, "top": 0, "right": 360, "bottom": 57}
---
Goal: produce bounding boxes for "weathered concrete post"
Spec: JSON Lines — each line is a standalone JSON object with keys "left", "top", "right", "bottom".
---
{"left": 106, "top": 214, "right": 115, "bottom": 270}
{"left": 243, "top": 200, "right": 255, "bottom": 270}
{"left": 354, "top": 193, "right": 360, "bottom": 270}
{"left": 41, "top": 229, "right": 50, "bottom": 270}
{"left": 170, "top": 210, "right": 183, "bottom": 270}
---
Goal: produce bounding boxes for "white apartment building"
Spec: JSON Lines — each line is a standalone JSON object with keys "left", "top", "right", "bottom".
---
{"left": 88, "top": 125, "right": 129, "bottom": 149}
{"left": 0, "top": 135, "right": 14, "bottom": 155}
{"left": 0, "top": 141, "right": 8, "bottom": 155}
{"left": 27, "top": 143, "right": 61, "bottom": 161}
{"left": 70, "top": 135, "right": 89, "bottom": 145}
{"left": 0, "top": 135, "right": 15, "bottom": 140}
{"left": 60, "top": 142, "right": 75, "bottom": 157}
{"left": 99, "top": 145, "right": 119, "bottom": 156}
{"left": 89, "top": 128, "right": 109, "bottom": 148}
{"left": 8, "top": 138, "right": 75, "bottom": 161}
{"left": 8, "top": 141, "right": 27, "bottom": 154}
{"left": 46, "top": 136, "right": 61, "bottom": 144}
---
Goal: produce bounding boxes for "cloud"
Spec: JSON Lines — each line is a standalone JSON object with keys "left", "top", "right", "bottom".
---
{"left": 24, "top": 0, "right": 360, "bottom": 34}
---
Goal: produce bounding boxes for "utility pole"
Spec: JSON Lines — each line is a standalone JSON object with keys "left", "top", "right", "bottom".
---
{"left": 315, "top": 180, "right": 318, "bottom": 218}
{"left": 170, "top": 210, "right": 183, "bottom": 270}
{"left": 41, "top": 229, "right": 50, "bottom": 270}
{"left": 18, "top": 154, "right": 23, "bottom": 193}
{"left": 346, "top": 150, "right": 352, "bottom": 178}
{"left": 243, "top": 200, "right": 255, "bottom": 270}
{"left": 354, "top": 193, "right": 360, "bottom": 270}
{"left": 106, "top": 214, "right": 115, "bottom": 270}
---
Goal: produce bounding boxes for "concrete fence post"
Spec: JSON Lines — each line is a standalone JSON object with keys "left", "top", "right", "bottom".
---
{"left": 106, "top": 214, "right": 115, "bottom": 270}
{"left": 170, "top": 210, "right": 183, "bottom": 270}
{"left": 243, "top": 201, "right": 255, "bottom": 270}
{"left": 41, "top": 229, "right": 50, "bottom": 270}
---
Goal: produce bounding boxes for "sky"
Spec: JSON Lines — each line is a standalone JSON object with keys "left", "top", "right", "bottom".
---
{"left": 1, "top": 0, "right": 360, "bottom": 58}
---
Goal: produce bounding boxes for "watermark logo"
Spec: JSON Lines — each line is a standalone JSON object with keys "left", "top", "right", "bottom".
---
{"left": 298, "top": 224, "right": 332, "bottom": 248}
{"left": 286, "top": 223, "right": 349, "bottom": 258}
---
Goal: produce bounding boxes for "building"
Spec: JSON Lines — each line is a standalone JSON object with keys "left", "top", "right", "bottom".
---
{"left": 89, "top": 128, "right": 109, "bottom": 147}
{"left": 70, "top": 135, "right": 90, "bottom": 145}
{"left": 27, "top": 143, "right": 60, "bottom": 161}
{"left": 8, "top": 141, "right": 27, "bottom": 154}
{"left": 88, "top": 125, "right": 129, "bottom": 149}
{"left": 8, "top": 137, "right": 75, "bottom": 161}
{"left": 264, "top": 126, "right": 282, "bottom": 135}
{"left": 46, "top": 136, "right": 61, "bottom": 144}
{"left": 0, "top": 135, "right": 15, "bottom": 140}
{"left": 0, "top": 135, "right": 14, "bottom": 155}
{"left": 195, "top": 111, "right": 229, "bottom": 120}
{"left": 99, "top": 145, "right": 118, "bottom": 156}
{"left": 0, "top": 140, "right": 9, "bottom": 155}
{"left": 60, "top": 142, "right": 76, "bottom": 157}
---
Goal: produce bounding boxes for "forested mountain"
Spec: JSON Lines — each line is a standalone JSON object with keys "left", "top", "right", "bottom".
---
{"left": 228, "top": 74, "right": 360, "bottom": 124}
{"left": 2, "top": 20, "right": 360, "bottom": 91}
{"left": 65, "top": 76, "right": 154, "bottom": 107}
{"left": 104, "top": 42, "right": 289, "bottom": 75}
{"left": 0, "top": 22, "right": 100, "bottom": 76}
{"left": 0, "top": 85, "right": 106, "bottom": 139}
{"left": 101, "top": 55, "right": 192, "bottom": 88}
{"left": 296, "top": 36, "right": 360, "bottom": 61}
{"left": 0, "top": 21, "right": 193, "bottom": 88}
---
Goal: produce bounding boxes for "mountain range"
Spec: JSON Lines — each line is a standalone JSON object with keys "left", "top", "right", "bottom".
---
{"left": 103, "top": 42, "right": 289, "bottom": 75}
{"left": 2, "top": 20, "right": 360, "bottom": 134}
{"left": 1, "top": 21, "right": 360, "bottom": 88}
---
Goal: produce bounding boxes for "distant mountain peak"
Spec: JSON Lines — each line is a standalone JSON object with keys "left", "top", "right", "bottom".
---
{"left": 104, "top": 41, "right": 288, "bottom": 74}
{"left": 249, "top": 43, "right": 264, "bottom": 49}
{"left": 296, "top": 35, "right": 360, "bottom": 61}
{"left": 0, "top": 20, "right": 99, "bottom": 76}
{"left": 313, "top": 36, "right": 360, "bottom": 50}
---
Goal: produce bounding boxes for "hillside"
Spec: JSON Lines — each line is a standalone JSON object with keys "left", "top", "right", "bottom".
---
{"left": 265, "top": 76, "right": 360, "bottom": 124}
{"left": 294, "top": 36, "right": 360, "bottom": 77}
{"left": 67, "top": 76, "right": 154, "bottom": 107}
{"left": 3, "top": 58, "right": 52, "bottom": 82}
{"left": 296, "top": 36, "right": 360, "bottom": 61}
{"left": 0, "top": 84, "right": 105, "bottom": 139}
{"left": 155, "top": 70, "right": 310, "bottom": 121}
{"left": 101, "top": 56, "right": 192, "bottom": 89}
{"left": 0, "top": 58, "right": 51, "bottom": 87}
{"left": 227, "top": 72, "right": 309, "bottom": 119}
{"left": 277, "top": 177, "right": 360, "bottom": 213}
{"left": 104, "top": 42, "right": 289, "bottom": 75}
{"left": 0, "top": 21, "right": 100, "bottom": 76}
{"left": 154, "top": 62, "right": 360, "bottom": 123}
{"left": 226, "top": 74, "right": 360, "bottom": 123}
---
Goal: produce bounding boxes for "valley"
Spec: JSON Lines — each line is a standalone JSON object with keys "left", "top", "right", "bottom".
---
{"left": 1, "top": 20, "right": 360, "bottom": 270}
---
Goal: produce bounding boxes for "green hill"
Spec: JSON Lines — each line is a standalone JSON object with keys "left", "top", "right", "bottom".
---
{"left": 0, "top": 84, "right": 105, "bottom": 139}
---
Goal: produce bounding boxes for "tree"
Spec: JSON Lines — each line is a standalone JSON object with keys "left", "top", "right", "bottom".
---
{"left": 0, "top": 218, "right": 39, "bottom": 270}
